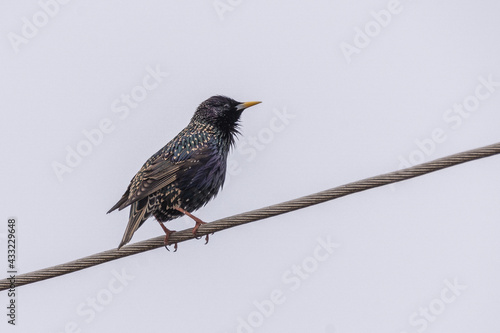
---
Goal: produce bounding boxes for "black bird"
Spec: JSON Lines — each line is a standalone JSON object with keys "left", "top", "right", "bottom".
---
{"left": 108, "top": 96, "right": 261, "bottom": 250}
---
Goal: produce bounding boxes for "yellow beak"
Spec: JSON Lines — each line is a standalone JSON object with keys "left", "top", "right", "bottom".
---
{"left": 237, "top": 101, "right": 262, "bottom": 110}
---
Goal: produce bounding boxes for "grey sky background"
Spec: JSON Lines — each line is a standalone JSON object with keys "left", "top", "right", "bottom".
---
{"left": 1, "top": 1, "right": 500, "bottom": 332}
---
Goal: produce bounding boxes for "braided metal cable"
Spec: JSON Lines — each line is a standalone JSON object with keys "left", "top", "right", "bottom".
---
{"left": 1, "top": 142, "right": 499, "bottom": 291}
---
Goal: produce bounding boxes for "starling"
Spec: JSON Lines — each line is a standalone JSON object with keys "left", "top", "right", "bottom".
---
{"left": 108, "top": 95, "right": 261, "bottom": 250}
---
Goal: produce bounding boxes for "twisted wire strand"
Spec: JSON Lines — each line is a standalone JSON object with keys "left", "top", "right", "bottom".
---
{"left": 1, "top": 142, "right": 499, "bottom": 291}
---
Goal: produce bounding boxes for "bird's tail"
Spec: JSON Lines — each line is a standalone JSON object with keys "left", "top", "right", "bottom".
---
{"left": 117, "top": 197, "right": 154, "bottom": 249}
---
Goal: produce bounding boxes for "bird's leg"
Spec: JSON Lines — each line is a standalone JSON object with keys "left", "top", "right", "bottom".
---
{"left": 157, "top": 221, "right": 177, "bottom": 252}
{"left": 174, "top": 207, "right": 211, "bottom": 244}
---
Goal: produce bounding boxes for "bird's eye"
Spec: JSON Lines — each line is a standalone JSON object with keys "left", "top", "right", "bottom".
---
{"left": 223, "top": 104, "right": 230, "bottom": 109}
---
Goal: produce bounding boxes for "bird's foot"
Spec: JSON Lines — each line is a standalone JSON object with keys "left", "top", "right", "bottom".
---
{"left": 158, "top": 221, "right": 177, "bottom": 252}
{"left": 174, "top": 207, "right": 213, "bottom": 245}
{"left": 164, "top": 236, "right": 178, "bottom": 252}
{"left": 193, "top": 224, "right": 213, "bottom": 245}
{"left": 195, "top": 233, "right": 212, "bottom": 245}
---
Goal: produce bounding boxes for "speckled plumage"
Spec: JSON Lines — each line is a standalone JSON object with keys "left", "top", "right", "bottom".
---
{"left": 108, "top": 96, "right": 261, "bottom": 249}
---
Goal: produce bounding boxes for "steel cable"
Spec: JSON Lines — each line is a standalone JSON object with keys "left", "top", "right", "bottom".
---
{"left": 1, "top": 142, "right": 499, "bottom": 291}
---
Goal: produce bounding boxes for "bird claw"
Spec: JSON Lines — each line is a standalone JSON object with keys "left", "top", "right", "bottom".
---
{"left": 164, "top": 233, "right": 178, "bottom": 252}
{"left": 194, "top": 232, "right": 213, "bottom": 245}
{"left": 159, "top": 222, "right": 177, "bottom": 252}
{"left": 204, "top": 233, "right": 211, "bottom": 245}
{"left": 164, "top": 242, "right": 178, "bottom": 252}
{"left": 174, "top": 207, "right": 214, "bottom": 246}
{"left": 189, "top": 215, "right": 209, "bottom": 243}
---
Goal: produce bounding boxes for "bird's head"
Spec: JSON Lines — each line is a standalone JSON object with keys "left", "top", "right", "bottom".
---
{"left": 192, "top": 95, "right": 261, "bottom": 134}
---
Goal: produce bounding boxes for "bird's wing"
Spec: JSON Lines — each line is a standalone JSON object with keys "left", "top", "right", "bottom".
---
{"left": 109, "top": 144, "right": 213, "bottom": 213}
{"left": 119, "top": 157, "right": 182, "bottom": 209}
